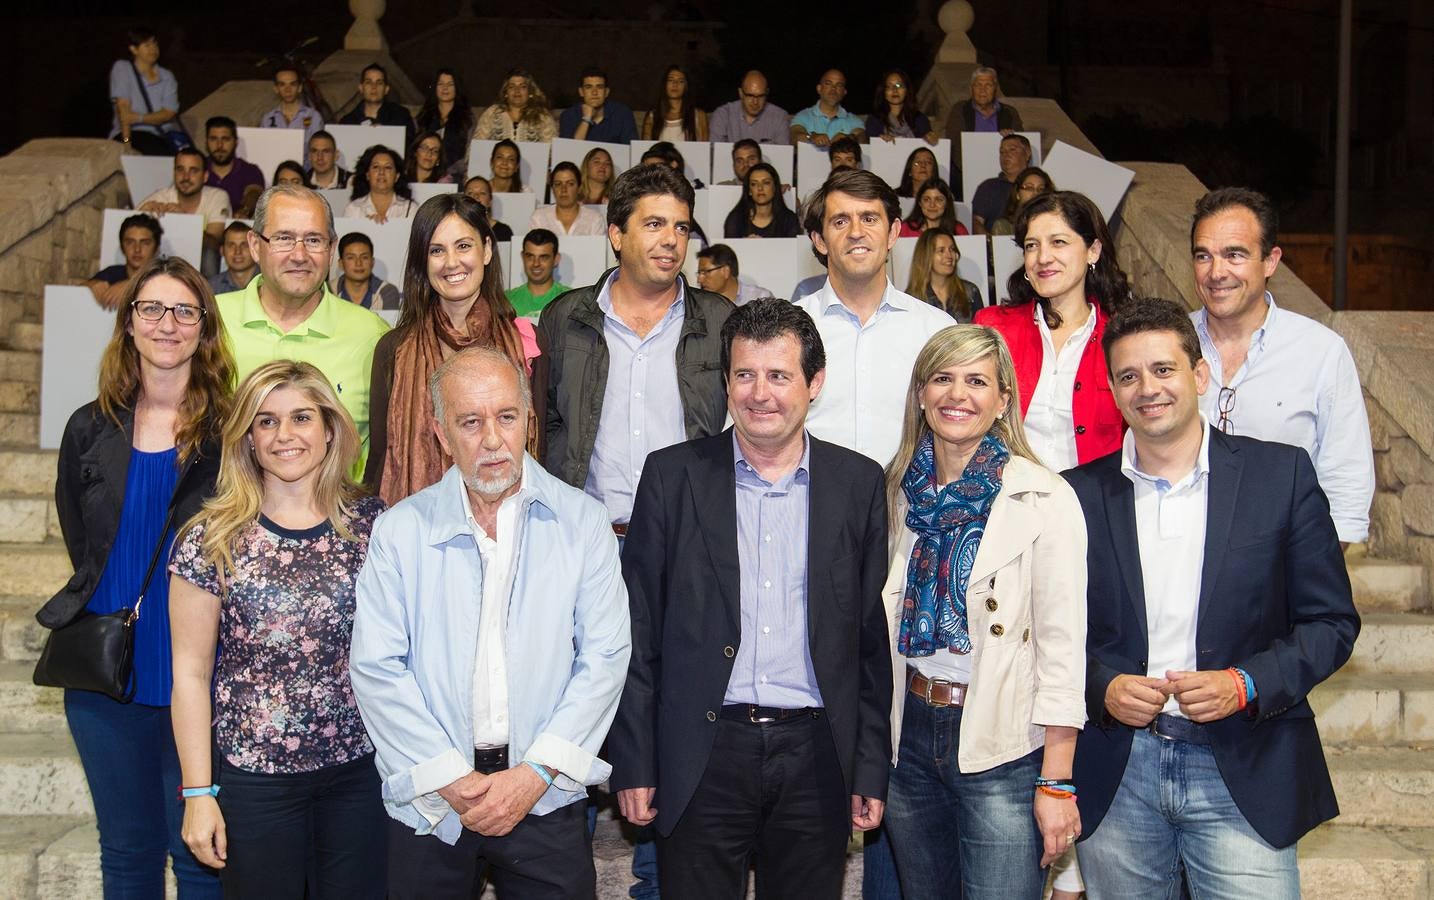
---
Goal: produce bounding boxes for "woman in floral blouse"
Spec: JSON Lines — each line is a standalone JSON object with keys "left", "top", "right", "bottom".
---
{"left": 169, "top": 360, "right": 387, "bottom": 898}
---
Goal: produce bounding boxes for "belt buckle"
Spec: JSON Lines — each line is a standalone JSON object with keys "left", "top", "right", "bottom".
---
{"left": 924, "top": 676, "right": 954, "bottom": 706}
{"left": 1148, "top": 717, "right": 1174, "bottom": 741}
{"left": 748, "top": 705, "right": 778, "bottom": 724}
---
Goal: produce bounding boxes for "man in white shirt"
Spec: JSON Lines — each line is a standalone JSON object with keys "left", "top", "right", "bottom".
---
{"left": 1189, "top": 186, "right": 1373, "bottom": 545}
{"left": 137, "top": 146, "right": 230, "bottom": 273}
{"left": 794, "top": 168, "right": 954, "bottom": 467}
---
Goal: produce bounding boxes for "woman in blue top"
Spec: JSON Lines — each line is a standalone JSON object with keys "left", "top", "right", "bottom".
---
{"left": 109, "top": 26, "right": 183, "bottom": 156}
{"left": 43, "top": 256, "right": 233, "bottom": 897}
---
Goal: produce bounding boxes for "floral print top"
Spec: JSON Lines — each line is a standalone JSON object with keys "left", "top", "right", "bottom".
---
{"left": 170, "top": 495, "right": 386, "bottom": 774}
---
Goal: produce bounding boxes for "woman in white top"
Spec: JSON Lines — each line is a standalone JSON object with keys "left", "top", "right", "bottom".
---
{"left": 472, "top": 68, "right": 557, "bottom": 143}
{"left": 343, "top": 146, "right": 417, "bottom": 224}
{"left": 641, "top": 65, "right": 708, "bottom": 141}
{"left": 528, "top": 162, "right": 604, "bottom": 236}
{"left": 880, "top": 324, "right": 1086, "bottom": 900}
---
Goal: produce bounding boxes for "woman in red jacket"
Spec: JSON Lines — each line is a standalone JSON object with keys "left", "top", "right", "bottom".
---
{"left": 973, "top": 191, "right": 1131, "bottom": 469}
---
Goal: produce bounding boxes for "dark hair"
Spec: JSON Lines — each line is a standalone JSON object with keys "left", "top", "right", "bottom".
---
{"left": 119, "top": 213, "right": 163, "bottom": 245}
{"left": 272, "top": 160, "right": 311, "bottom": 188}
{"left": 522, "top": 228, "right": 559, "bottom": 252}
{"left": 174, "top": 146, "right": 206, "bottom": 167}
{"left": 1001, "top": 133, "right": 1033, "bottom": 154}
{"left": 829, "top": 136, "right": 862, "bottom": 164}
{"left": 896, "top": 147, "right": 939, "bottom": 198}
{"left": 349, "top": 145, "right": 412, "bottom": 201}
{"left": 1102, "top": 297, "right": 1202, "bottom": 375}
{"left": 405, "top": 131, "right": 448, "bottom": 183}
{"left": 490, "top": 140, "right": 523, "bottom": 192}
{"left": 398, "top": 194, "right": 516, "bottom": 335}
{"left": 205, "top": 116, "right": 237, "bottom": 136}
{"left": 725, "top": 162, "right": 796, "bottom": 238}
{"left": 902, "top": 177, "right": 958, "bottom": 233}
{"left": 871, "top": 68, "right": 921, "bottom": 135}
{"left": 720, "top": 298, "right": 826, "bottom": 385}
{"left": 642, "top": 141, "right": 685, "bottom": 171}
{"left": 417, "top": 67, "right": 474, "bottom": 153}
{"left": 126, "top": 27, "right": 156, "bottom": 48}
{"left": 463, "top": 175, "right": 490, "bottom": 194}
{"left": 272, "top": 64, "right": 300, "bottom": 82}
{"left": 309, "top": 129, "right": 336, "bottom": 148}
{"left": 546, "top": 161, "right": 582, "bottom": 204}
{"left": 1005, "top": 190, "right": 1132, "bottom": 327}
{"left": 607, "top": 164, "right": 695, "bottom": 231}
{"left": 697, "top": 243, "right": 740, "bottom": 278}
{"left": 732, "top": 138, "right": 761, "bottom": 158}
{"left": 579, "top": 66, "right": 608, "bottom": 84}
{"left": 1192, "top": 187, "right": 1278, "bottom": 257}
{"left": 647, "top": 65, "right": 699, "bottom": 141}
{"left": 361, "top": 62, "right": 388, "bottom": 82}
{"left": 998, "top": 166, "right": 1054, "bottom": 223}
{"left": 221, "top": 220, "right": 251, "bottom": 240}
{"left": 337, "top": 231, "right": 374, "bottom": 256}
{"left": 801, "top": 168, "right": 901, "bottom": 265}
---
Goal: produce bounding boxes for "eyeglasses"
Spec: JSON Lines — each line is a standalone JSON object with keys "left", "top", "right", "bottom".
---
{"left": 1216, "top": 386, "right": 1236, "bottom": 434}
{"left": 697, "top": 265, "right": 728, "bottom": 277}
{"left": 131, "top": 300, "right": 204, "bottom": 325}
{"left": 255, "top": 232, "right": 330, "bottom": 253}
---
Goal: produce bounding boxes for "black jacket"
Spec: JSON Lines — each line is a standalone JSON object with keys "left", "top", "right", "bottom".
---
{"left": 39, "top": 402, "right": 221, "bottom": 629}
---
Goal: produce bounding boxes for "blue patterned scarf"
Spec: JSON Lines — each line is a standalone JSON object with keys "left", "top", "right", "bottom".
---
{"left": 899, "top": 431, "right": 1008, "bottom": 657}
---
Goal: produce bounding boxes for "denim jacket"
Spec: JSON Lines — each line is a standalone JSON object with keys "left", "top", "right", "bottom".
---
{"left": 350, "top": 457, "right": 631, "bottom": 844}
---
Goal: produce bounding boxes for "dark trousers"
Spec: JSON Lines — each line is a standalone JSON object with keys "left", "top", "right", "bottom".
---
{"left": 216, "top": 752, "right": 387, "bottom": 899}
{"left": 657, "top": 711, "right": 851, "bottom": 900}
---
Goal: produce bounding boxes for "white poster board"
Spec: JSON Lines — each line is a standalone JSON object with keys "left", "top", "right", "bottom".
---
{"left": 409, "top": 182, "right": 458, "bottom": 206}
{"left": 120, "top": 155, "right": 175, "bottom": 207}
{"left": 955, "top": 235, "right": 991, "bottom": 309}
{"left": 533, "top": 235, "right": 610, "bottom": 289}
{"left": 492, "top": 193, "right": 538, "bottom": 238}
{"left": 40, "top": 286, "right": 114, "bottom": 449}
{"left": 991, "top": 235, "right": 1024, "bottom": 302}
{"left": 331, "top": 216, "right": 412, "bottom": 292}
{"left": 795, "top": 141, "right": 833, "bottom": 201}
{"left": 867, "top": 139, "right": 953, "bottom": 192}
{"left": 550, "top": 138, "right": 631, "bottom": 176}
{"left": 327, "top": 124, "right": 407, "bottom": 172}
{"left": 236, "top": 127, "right": 305, "bottom": 187}
{"left": 318, "top": 188, "right": 352, "bottom": 218}
{"left": 720, "top": 238, "right": 825, "bottom": 304}
{"left": 695, "top": 185, "right": 798, "bottom": 244}
{"left": 1038, "top": 141, "right": 1136, "bottom": 223}
{"left": 466, "top": 140, "right": 552, "bottom": 188}
{"left": 961, "top": 131, "right": 1043, "bottom": 202}
{"left": 628, "top": 140, "right": 713, "bottom": 186}
{"left": 710, "top": 142, "right": 794, "bottom": 186}
{"left": 98, "top": 209, "right": 203, "bottom": 271}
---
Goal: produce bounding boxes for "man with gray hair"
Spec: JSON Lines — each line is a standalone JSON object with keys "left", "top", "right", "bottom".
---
{"left": 943, "top": 66, "right": 1025, "bottom": 201}
{"left": 215, "top": 183, "right": 389, "bottom": 467}
{"left": 351, "top": 346, "right": 631, "bottom": 897}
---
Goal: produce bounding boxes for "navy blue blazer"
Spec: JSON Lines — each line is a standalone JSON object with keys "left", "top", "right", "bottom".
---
{"left": 1062, "top": 427, "right": 1360, "bottom": 849}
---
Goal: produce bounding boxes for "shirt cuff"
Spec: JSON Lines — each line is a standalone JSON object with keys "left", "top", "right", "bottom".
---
{"left": 413, "top": 791, "right": 452, "bottom": 827}
{"left": 525, "top": 731, "right": 611, "bottom": 793}
{"left": 408, "top": 747, "right": 475, "bottom": 800}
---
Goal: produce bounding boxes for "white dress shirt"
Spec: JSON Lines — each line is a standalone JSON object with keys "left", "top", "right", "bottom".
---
{"left": 1120, "top": 418, "right": 1212, "bottom": 717}
{"left": 1192, "top": 293, "right": 1373, "bottom": 542}
{"left": 343, "top": 193, "right": 417, "bottom": 222}
{"left": 796, "top": 279, "right": 955, "bottom": 466}
{"left": 528, "top": 204, "right": 606, "bottom": 236}
{"left": 1025, "top": 303, "right": 1097, "bottom": 473}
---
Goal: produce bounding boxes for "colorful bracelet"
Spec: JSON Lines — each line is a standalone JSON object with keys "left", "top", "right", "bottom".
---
{"left": 1235, "top": 667, "right": 1257, "bottom": 702}
{"left": 1226, "top": 668, "right": 1248, "bottom": 710}
{"left": 179, "top": 784, "right": 220, "bottom": 799}
{"left": 523, "top": 760, "right": 554, "bottom": 787}
{"left": 1036, "top": 785, "right": 1077, "bottom": 801}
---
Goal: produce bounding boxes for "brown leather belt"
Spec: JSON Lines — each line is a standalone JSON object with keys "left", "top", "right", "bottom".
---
{"left": 908, "top": 669, "right": 969, "bottom": 707}
{"left": 612, "top": 523, "right": 629, "bottom": 537}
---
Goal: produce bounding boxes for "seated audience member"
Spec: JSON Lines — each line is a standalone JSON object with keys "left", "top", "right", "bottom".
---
{"left": 472, "top": 67, "right": 557, "bottom": 143}
{"left": 209, "top": 221, "right": 259, "bottom": 295}
{"left": 506, "top": 228, "right": 570, "bottom": 319}
{"left": 829, "top": 136, "right": 862, "bottom": 171}
{"left": 559, "top": 67, "right": 638, "bottom": 143}
{"left": 305, "top": 130, "right": 350, "bottom": 190}
{"left": 272, "top": 160, "right": 310, "bottom": 188}
{"left": 972, "top": 133, "right": 1033, "bottom": 233}
{"left": 989, "top": 166, "right": 1054, "bottom": 236}
{"left": 639, "top": 141, "right": 688, "bottom": 177}
{"left": 866, "top": 69, "right": 937, "bottom": 143}
{"left": 900, "top": 177, "right": 967, "bottom": 237}
{"left": 345, "top": 146, "right": 417, "bottom": 223}
{"left": 109, "top": 26, "right": 182, "bottom": 156}
{"left": 89, "top": 213, "right": 163, "bottom": 309}
{"left": 338, "top": 63, "right": 416, "bottom": 148}
{"left": 333, "top": 232, "right": 400, "bottom": 311}
{"left": 580, "top": 147, "right": 615, "bottom": 204}
{"left": 258, "top": 65, "right": 323, "bottom": 156}
{"left": 204, "top": 116, "right": 264, "bottom": 218}
{"left": 415, "top": 68, "right": 475, "bottom": 173}
{"left": 487, "top": 139, "right": 527, "bottom": 194}
{"left": 170, "top": 360, "right": 387, "bottom": 898}
{"left": 642, "top": 64, "right": 708, "bottom": 141}
{"left": 944, "top": 66, "right": 1024, "bottom": 140}
{"left": 710, "top": 70, "right": 791, "bottom": 144}
{"left": 723, "top": 162, "right": 800, "bottom": 238}
{"left": 138, "top": 147, "right": 230, "bottom": 271}
{"left": 529, "top": 162, "right": 605, "bottom": 236}
{"left": 904, "top": 229, "right": 982, "bottom": 322}
{"left": 719, "top": 138, "right": 763, "bottom": 185}
{"left": 405, "top": 131, "right": 452, "bottom": 184}
{"left": 790, "top": 272, "right": 826, "bottom": 303}
{"left": 695, "top": 243, "right": 772, "bottom": 306}
{"left": 791, "top": 68, "right": 865, "bottom": 146}
{"left": 896, "top": 146, "right": 938, "bottom": 198}
{"left": 462, "top": 176, "right": 514, "bottom": 241}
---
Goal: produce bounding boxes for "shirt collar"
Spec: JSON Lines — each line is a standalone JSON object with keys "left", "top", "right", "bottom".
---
{"left": 1193, "top": 290, "right": 1276, "bottom": 350}
{"left": 1120, "top": 414, "right": 1213, "bottom": 493}
{"left": 238, "top": 274, "right": 343, "bottom": 337}
{"left": 815, "top": 278, "right": 913, "bottom": 321}
{"left": 732, "top": 430, "right": 811, "bottom": 488}
{"left": 1032, "top": 301, "right": 1098, "bottom": 343}
{"left": 458, "top": 455, "right": 534, "bottom": 537}
{"left": 595, "top": 269, "right": 686, "bottom": 325}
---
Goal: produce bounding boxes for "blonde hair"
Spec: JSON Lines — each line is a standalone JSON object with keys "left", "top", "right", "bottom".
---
{"left": 904, "top": 229, "right": 969, "bottom": 320}
{"left": 883, "top": 325, "right": 1040, "bottom": 527}
{"left": 184, "top": 360, "right": 364, "bottom": 587}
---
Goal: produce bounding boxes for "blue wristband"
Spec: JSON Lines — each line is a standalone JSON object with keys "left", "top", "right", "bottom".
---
{"left": 179, "top": 784, "right": 220, "bottom": 799}
{"left": 523, "top": 760, "right": 554, "bottom": 787}
{"left": 1235, "top": 667, "right": 1257, "bottom": 702}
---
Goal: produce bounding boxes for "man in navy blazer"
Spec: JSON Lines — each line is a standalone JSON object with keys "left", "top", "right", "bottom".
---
{"left": 608, "top": 299, "right": 891, "bottom": 899}
{"left": 1062, "top": 298, "right": 1359, "bottom": 898}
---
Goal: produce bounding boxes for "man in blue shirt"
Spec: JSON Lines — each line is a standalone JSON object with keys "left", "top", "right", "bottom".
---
{"left": 790, "top": 69, "right": 866, "bottom": 147}
{"left": 558, "top": 67, "right": 638, "bottom": 143}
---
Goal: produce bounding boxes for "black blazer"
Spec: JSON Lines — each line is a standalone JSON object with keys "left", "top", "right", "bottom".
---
{"left": 39, "top": 402, "right": 221, "bottom": 629}
{"left": 608, "top": 431, "right": 892, "bottom": 836}
{"left": 1062, "top": 428, "right": 1360, "bottom": 849}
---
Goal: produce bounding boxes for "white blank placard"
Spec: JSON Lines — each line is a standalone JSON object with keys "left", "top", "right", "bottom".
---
{"left": 867, "top": 139, "right": 953, "bottom": 192}
{"left": 1038, "top": 141, "right": 1136, "bottom": 223}
{"left": 40, "top": 285, "right": 115, "bottom": 449}
{"left": 466, "top": 140, "right": 552, "bottom": 188}
{"left": 709, "top": 142, "right": 794, "bottom": 186}
{"left": 961, "top": 132, "right": 1043, "bottom": 202}
{"left": 991, "top": 236, "right": 1023, "bottom": 302}
{"left": 543, "top": 235, "right": 609, "bottom": 289}
{"left": 550, "top": 138, "right": 631, "bottom": 176}
{"left": 375, "top": 309, "right": 400, "bottom": 327}
{"left": 331, "top": 216, "right": 411, "bottom": 290}
{"left": 720, "top": 238, "right": 824, "bottom": 303}
{"left": 956, "top": 235, "right": 992, "bottom": 308}
{"left": 888, "top": 237, "right": 919, "bottom": 293}
{"left": 492, "top": 193, "right": 538, "bottom": 237}
{"left": 899, "top": 197, "right": 915, "bottom": 220}
{"left": 695, "top": 185, "right": 797, "bottom": 243}
{"left": 628, "top": 140, "right": 713, "bottom": 186}
{"left": 955, "top": 202, "right": 974, "bottom": 234}
{"left": 120, "top": 155, "right": 175, "bottom": 207}
{"left": 98, "top": 208, "right": 203, "bottom": 271}
{"left": 318, "top": 188, "right": 351, "bottom": 218}
{"left": 795, "top": 141, "right": 832, "bottom": 202}
{"left": 236, "top": 127, "right": 305, "bottom": 187}
{"left": 409, "top": 182, "right": 457, "bottom": 206}
{"left": 327, "top": 124, "right": 407, "bottom": 172}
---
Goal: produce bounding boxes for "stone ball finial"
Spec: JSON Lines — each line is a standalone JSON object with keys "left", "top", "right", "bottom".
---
{"left": 346, "top": 0, "right": 388, "bottom": 51}
{"left": 938, "top": 0, "right": 975, "bottom": 36}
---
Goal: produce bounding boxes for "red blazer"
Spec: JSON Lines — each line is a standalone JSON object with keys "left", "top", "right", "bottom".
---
{"left": 972, "top": 300, "right": 1125, "bottom": 465}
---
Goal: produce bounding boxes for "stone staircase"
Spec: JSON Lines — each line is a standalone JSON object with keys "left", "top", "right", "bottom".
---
{"left": 0, "top": 311, "right": 1428, "bottom": 898}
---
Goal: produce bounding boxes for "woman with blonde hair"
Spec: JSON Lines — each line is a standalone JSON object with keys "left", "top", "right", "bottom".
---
{"left": 473, "top": 67, "right": 557, "bottom": 142}
{"left": 904, "top": 229, "right": 984, "bottom": 322}
{"left": 579, "top": 146, "right": 616, "bottom": 204}
{"left": 170, "top": 360, "right": 386, "bottom": 898}
{"left": 41, "top": 256, "right": 231, "bottom": 898}
{"left": 880, "top": 324, "right": 1086, "bottom": 900}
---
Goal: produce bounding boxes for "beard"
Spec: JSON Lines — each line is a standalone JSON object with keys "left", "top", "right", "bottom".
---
{"left": 462, "top": 454, "right": 520, "bottom": 498}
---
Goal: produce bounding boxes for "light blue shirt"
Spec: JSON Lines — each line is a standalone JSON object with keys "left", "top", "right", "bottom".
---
{"left": 584, "top": 270, "right": 690, "bottom": 523}
{"left": 791, "top": 103, "right": 864, "bottom": 139}
{"left": 349, "top": 458, "right": 631, "bottom": 844}
{"left": 725, "top": 434, "right": 823, "bottom": 708}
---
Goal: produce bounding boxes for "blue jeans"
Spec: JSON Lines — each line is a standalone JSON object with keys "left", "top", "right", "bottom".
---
{"left": 1077, "top": 729, "right": 1300, "bottom": 900}
{"left": 883, "top": 691, "right": 1044, "bottom": 900}
{"left": 64, "top": 689, "right": 222, "bottom": 899}
{"left": 862, "top": 825, "right": 903, "bottom": 899}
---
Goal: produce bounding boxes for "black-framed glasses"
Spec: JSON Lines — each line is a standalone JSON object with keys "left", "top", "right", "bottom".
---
{"left": 697, "top": 265, "right": 728, "bottom": 277}
{"left": 131, "top": 300, "right": 204, "bottom": 325}
{"left": 1216, "top": 386, "right": 1236, "bottom": 434}
{"left": 254, "top": 232, "right": 330, "bottom": 253}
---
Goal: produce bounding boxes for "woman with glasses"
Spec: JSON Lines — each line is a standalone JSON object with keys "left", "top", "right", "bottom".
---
{"left": 896, "top": 146, "right": 940, "bottom": 199}
{"left": 989, "top": 167, "right": 1054, "bottom": 236}
{"left": 405, "top": 131, "right": 454, "bottom": 185}
{"left": 866, "top": 69, "right": 938, "bottom": 144}
{"left": 41, "top": 257, "right": 233, "bottom": 898}
{"left": 344, "top": 145, "right": 416, "bottom": 223}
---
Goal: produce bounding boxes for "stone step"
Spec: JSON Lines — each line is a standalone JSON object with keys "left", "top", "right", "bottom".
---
{"left": 1299, "top": 825, "right": 1434, "bottom": 899}
{"left": 35, "top": 821, "right": 177, "bottom": 899}
{"left": 0, "top": 660, "right": 64, "bottom": 734}
{"left": 0, "top": 413, "right": 37, "bottom": 447}
{"left": 1313, "top": 672, "right": 1434, "bottom": 745}
{"left": 0, "top": 495, "right": 59, "bottom": 544}
{"left": 0, "top": 815, "right": 91, "bottom": 900}
{"left": 8, "top": 322, "right": 43, "bottom": 354}
{"left": 0, "top": 351, "right": 40, "bottom": 384}
{"left": 1350, "top": 558, "right": 1430, "bottom": 613}
{"left": 0, "top": 447, "right": 57, "bottom": 496}
{"left": 1347, "top": 612, "right": 1434, "bottom": 676}
{"left": 0, "top": 732, "right": 89, "bottom": 817}
{"left": 0, "top": 595, "right": 48, "bottom": 663}
{"left": 0, "top": 381, "right": 38, "bottom": 414}
{"left": 0, "top": 544, "right": 72, "bottom": 604}
{"left": 1328, "top": 746, "right": 1434, "bottom": 829}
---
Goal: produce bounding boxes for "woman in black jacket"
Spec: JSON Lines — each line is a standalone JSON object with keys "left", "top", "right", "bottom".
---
{"left": 40, "top": 256, "right": 233, "bottom": 898}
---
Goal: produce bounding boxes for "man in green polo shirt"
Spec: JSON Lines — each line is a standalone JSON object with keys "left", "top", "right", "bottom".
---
{"left": 217, "top": 184, "right": 389, "bottom": 467}
{"left": 505, "top": 228, "right": 570, "bottom": 319}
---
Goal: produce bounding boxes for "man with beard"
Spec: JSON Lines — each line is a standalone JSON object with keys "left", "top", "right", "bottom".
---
{"left": 204, "top": 116, "right": 265, "bottom": 218}
{"left": 137, "top": 146, "right": 230, "bottom": 273}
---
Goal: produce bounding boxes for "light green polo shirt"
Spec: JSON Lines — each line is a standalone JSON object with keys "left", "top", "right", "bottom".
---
{"left": 505, "top": 281, "right": 570, "bottom": 319}
{"left": 217, "top": 275, "right": 390, "bottom": 469}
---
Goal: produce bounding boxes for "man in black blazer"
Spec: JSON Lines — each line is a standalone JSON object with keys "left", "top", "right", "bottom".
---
{"left": 1062, "top": 298, "right": 1360, "bottom": 899}
{"left": 609, "top": 299, "right": 891, "bottom": 899}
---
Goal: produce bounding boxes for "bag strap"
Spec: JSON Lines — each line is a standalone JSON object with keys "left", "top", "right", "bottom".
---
{"left": 129, "top": 61, "right": 155, "bottom": 115}
{"left": 131, "top": 487, "right": 182, "bottom": 623}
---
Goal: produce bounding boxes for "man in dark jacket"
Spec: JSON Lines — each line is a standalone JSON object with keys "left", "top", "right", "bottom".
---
{"left": 943, "top": 66, "right": 1024, "bottom": 200}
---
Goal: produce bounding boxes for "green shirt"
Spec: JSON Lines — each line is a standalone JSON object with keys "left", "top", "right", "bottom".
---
{"left": 505, "top": 281, "right": 570, "bottom": 319}
{"left": 217, "top": 275, "right": 390, "bottom": 469}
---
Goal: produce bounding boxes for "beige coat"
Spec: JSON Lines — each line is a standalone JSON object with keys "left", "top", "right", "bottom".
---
{"left": 884, "top": 454, "right": 1088, "bottom": 773}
